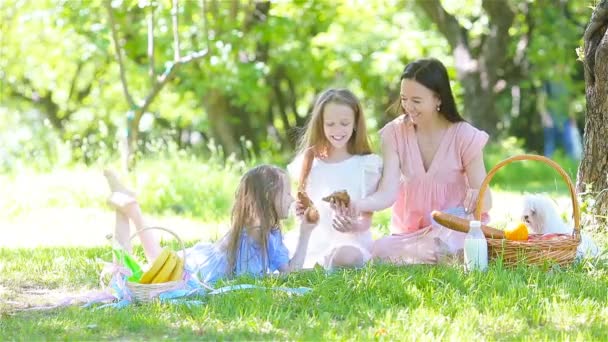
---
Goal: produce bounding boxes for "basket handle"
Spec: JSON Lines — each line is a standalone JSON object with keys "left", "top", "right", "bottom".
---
{"left": 473, "top": 154, "right": 580, "bottom": 236}
{"left": 128, "top": 226, "right": 187, "bottom": 269}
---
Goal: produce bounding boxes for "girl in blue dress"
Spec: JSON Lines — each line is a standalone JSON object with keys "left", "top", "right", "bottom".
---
{"left": 104, "top": 164, "right": 317, "bottom": 284}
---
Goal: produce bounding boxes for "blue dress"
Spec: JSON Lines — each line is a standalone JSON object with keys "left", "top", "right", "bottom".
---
{"left": 185, "top": 228, "right": 290, "bottom": 284}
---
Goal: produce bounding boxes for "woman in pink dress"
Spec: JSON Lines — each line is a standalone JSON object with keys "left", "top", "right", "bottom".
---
{"left": 352, "top": 58, "right": 492, "bottom": 264}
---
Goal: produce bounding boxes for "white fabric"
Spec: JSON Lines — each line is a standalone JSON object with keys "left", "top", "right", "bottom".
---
{"left": 286, "top": 154, "right": 382, "bottom": 268}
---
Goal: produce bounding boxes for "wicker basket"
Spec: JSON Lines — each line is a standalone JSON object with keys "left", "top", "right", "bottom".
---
{"left": 125, "top": 226, "right": 187, "bottom": 302}
{"left": 472, "top": 154, "right": 581, "bottom": 267}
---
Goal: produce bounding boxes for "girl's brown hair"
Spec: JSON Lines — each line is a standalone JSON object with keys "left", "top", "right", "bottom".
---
{"left": 223, "top": 164, "right": 286, "bottom": 275}
{"left": 297, "top": 88, "right": 372, "bottom": 190}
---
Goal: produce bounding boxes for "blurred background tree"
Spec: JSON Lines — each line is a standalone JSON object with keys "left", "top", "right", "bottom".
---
{"left": 0, "top": 0, "right": 592, "bottom": 168}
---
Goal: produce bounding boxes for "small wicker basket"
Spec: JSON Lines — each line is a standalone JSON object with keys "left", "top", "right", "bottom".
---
{"left": 473, "top": 154, "right": 581, "bottom": 267}
{"left": 125, "top": 226, "right": 187, "bottom": 302}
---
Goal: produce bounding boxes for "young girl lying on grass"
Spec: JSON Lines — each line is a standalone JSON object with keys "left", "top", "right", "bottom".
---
{"left": 104, "top": 164, "right": 317, "bottom": 285}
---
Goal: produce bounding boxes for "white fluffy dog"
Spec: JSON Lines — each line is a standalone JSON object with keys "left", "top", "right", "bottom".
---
{"left": 521, "top": 194, "right": 600, "bottom": 259}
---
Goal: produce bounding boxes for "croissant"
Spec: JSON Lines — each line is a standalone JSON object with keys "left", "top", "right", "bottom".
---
{"left": 322, "top": 190, "right": 350, "bottom": 206}
{"left": 297, "top": 191, "right": 319, "bottom": 223}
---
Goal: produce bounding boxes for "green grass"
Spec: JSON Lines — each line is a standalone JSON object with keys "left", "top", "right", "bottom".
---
{"left": 0, "top": 139, "right": 579, "bottom": 222}
{"left": 1, "top": 141, "right": 606, "bottom": 340}
{"left": 1, "top": 246, "right": 608, "bottom": 340}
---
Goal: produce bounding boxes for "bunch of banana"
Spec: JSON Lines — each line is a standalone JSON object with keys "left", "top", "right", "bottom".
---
{"left": 138, "top": 248, "right": 184, "bottom": 284}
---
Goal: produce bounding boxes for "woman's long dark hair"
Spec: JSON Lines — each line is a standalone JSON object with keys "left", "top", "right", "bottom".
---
{"left": 391, "top": 58, "right": 465, "bottom": 123}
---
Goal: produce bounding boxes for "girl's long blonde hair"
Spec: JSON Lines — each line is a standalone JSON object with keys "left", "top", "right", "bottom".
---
{"left": 223, "top": 164, "right": 286, "bottom": 275}
{"left": 297, "top": 88, "right": 372, "bottom": 190}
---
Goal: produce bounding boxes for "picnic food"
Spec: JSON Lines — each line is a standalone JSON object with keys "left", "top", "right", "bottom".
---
{"left": 297, "top": 191, "right": 320, "bottom": 223}
{"left": 322, "top": 190, "right": 350, "bottom": 206}
{"left": 168, "top": 255, "right": 184, "bottom": 282}
{"left": 139, "top": 248, "right": 183, "bottom": 284}
{"left": 504, "top": 221, "right": 529, "bottom": 241}
{"left": 431, "top": 210, "right": 505, "bottom": 239}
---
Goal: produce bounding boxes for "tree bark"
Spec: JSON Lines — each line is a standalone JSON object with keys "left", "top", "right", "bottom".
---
{"left": 203, "top": 89, "right": 240, "bottom": 156}
{"left": 578, "top": 0, "right": 608, "bottom": 221}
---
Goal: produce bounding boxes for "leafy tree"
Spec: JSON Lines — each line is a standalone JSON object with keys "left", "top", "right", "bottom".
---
{"left": 413, "top": 0, "right": 587, "bottom": 143}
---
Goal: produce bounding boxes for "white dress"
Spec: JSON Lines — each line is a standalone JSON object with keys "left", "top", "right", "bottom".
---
{"left": 286, "top": 154, "right": 383, "bottom": 268}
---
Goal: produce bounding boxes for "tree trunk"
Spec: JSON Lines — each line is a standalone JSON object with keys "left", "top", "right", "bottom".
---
{"left": 577, "top": 0, "right": 608, "bottom": 222}
{"left": 460, "top": 72, "right": 498, "bottom": 133}
{"left": 202, "top": 89, "right": 240, "bottom": 156}
{"left": 415, "top": 0, "right": 519, "bottom": 135}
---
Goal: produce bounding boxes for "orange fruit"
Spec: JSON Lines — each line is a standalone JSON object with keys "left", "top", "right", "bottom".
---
{"left": 504, "top": 221, "right": 529, "bottom": 241}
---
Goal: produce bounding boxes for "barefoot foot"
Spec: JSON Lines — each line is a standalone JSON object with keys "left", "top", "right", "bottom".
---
{"left": 107, "top": 192, "right": 137, "bottom": 211}
{"left": 103, "top": 169, "right": 136, "bottom": 197}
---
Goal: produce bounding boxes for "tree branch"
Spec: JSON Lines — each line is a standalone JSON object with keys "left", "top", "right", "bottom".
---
{"left": 480, "top": 0, "right": 516, "bottom": 76}
{"left": 415, "top": 0, "right": 476, "bottom": 74}
{"left": 105, "top": 0, "right": 136, "bottom": 109}
{"left": 9, "top": 81, "right": 63, "bottom": 131}
{"left": 200, "top": 0, "right": 210, "bottom": 47}
{"left": 514, "top": 1, "right": 533, "bottom": 66}
{"left": 138, "top": 49, "right": 208, "bottom": 116}
{"left": 230, "top": 0, "right": 239, "bottom": 20}
{"left": 147, "top": 4, "right": 155, "bottom": 88}
{"left": 172, "top": 0, "right": 180, "bottom": 61}
{"left": 286, "top": 75, "right": 300, "bottom": 120}
{"left": 502, "top": 1, "right": 534, "bottom": 86}
{"left": 415, "top": 0, "right": 465, "bottom": 49}
{"left": 66, "top": 61, "right": 84, "bottom": 105}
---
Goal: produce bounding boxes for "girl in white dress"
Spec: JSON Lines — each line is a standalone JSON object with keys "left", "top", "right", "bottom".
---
{"left": 287, "top": 88, "right": 382, "bottom": 269}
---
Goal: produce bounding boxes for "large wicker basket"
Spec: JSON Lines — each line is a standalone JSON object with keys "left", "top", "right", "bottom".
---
{"left": 472, "top": 154, "right": 581, "bottom": 267}
{"left": 125, "top": 226, "right": 187, "bottom": 302}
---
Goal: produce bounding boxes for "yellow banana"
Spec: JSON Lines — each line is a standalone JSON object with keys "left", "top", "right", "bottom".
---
{"left": 139, "top": 248, "right": 171, "bottom": 284}
{"left": 169, "top": 256, "right": 184, "bottom": 282}
{"left": 151, "top": 251, "right": 178, "bottom": 283}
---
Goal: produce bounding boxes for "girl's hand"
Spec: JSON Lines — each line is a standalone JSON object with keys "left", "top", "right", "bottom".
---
{"left": 332, "top": 202, "right": 357, "bottom": 232}
{"left": 297, "top": 208, "right": 318, "bottom": 232}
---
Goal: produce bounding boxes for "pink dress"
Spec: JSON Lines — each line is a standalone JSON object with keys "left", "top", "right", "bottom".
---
{"left": 372, "top": 115, "right": 489, "bottom": 264}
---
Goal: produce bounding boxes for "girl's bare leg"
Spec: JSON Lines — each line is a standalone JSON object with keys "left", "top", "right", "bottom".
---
{"left": 105, "top": 170, "right": 162, "bottom": 262}
{"left": 119, "top": 201, "right": 162, "bottom": 262}
{"left": 114, "top": 211, "right": 132, "bottom": 252}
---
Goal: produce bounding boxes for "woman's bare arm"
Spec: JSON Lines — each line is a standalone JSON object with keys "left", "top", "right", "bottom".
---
{"left": 355, "top": 138, "right": 401, "bottom": 213}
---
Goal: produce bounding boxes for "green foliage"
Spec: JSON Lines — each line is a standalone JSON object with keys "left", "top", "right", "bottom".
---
{"left": 4, "top": 0, "right": 589, "bottom": 167}
{"left": 133, "top": 150, "right": 246, "bottom": 221}
{"left": 0, "top": 138, "right": 579, "bottom": 222}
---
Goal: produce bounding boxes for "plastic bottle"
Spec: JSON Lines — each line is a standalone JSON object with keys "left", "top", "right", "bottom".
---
{"left": 464, "top": 220, "right": 488, "bottom": 271}
{"left": 109, "top": 237, "right": 143, "bottom": 282}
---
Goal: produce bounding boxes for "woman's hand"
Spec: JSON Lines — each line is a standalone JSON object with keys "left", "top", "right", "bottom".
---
{"left": 463, "top": 188, "right": 480, "bottom": 215}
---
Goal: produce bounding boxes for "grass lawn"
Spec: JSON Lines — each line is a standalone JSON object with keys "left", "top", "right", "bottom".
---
{"left": 1, "top": 152, "right": 606, "bottom": 340}
{"left": 1, "top": 246, "right": 607, "bottom": 340}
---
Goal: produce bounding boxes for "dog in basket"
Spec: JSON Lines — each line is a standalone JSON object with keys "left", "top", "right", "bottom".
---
{"left": 520, "top": 194, "right": 600, "bottom": 259}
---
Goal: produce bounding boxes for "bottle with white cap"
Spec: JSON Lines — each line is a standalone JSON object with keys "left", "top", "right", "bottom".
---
{"left": 464, "top": 220, "right": 488, "bottom": 271}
